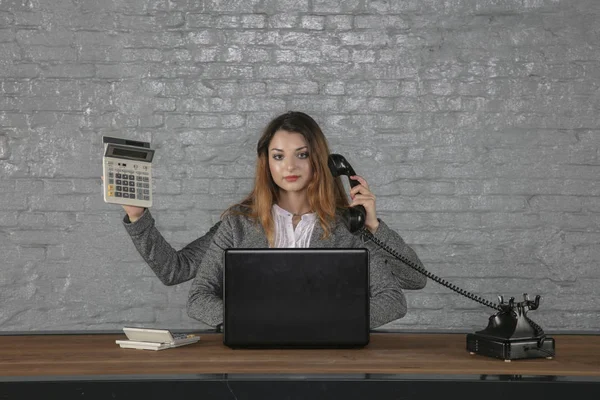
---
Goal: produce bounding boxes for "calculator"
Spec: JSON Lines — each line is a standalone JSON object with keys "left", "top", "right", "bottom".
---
{"left": 102, "top": 136, "right": 155, "bottom": 208}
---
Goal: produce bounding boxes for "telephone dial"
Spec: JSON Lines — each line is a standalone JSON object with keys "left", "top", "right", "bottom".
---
{"left": 328, "top": 153, "right": 556, "bottom": 361}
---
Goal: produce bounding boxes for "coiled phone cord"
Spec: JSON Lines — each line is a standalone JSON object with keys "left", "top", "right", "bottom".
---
{"left": 361, "top": 228, "right": 501, "bottom": 312}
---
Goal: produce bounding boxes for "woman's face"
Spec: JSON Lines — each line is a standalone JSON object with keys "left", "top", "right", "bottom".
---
{"left": 268, "top": 129, "right": 313, "bottom": 194}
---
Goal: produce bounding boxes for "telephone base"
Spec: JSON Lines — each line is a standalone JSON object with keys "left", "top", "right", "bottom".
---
{"left": 466, "top": 333, "right": 555, "bottom": 361}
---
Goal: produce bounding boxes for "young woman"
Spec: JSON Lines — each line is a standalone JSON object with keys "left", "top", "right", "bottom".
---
{"left": 187, "top": 111, "right": 426, "bottom": 329}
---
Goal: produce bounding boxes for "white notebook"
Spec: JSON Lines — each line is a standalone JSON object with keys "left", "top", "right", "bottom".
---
{"left": 116, "top": 327, "right": 200, "bottom": 351}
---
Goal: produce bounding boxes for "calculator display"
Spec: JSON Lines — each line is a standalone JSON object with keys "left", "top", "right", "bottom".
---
{"left": 112, "top": 147, "right": 148, "bottom": 160}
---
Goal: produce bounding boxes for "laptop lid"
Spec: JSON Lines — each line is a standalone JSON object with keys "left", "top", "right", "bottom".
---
{"left": 223, "top": 248, "right": 370, "bottom": 348}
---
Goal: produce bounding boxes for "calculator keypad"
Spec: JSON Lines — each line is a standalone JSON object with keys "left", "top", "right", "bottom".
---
{"left": 105, "top": 162, "right": 151, "bottom": 202}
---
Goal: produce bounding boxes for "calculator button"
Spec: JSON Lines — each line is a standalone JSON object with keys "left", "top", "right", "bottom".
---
{"left": 142, "top": 177, "right": 149, "bottom": 182}
{"left": 143, "top": 196, "right": 150, "bottom": 200}
{"left": 108, "top": 172, "right": 114, "bottom": 178}
{"left": 116, "top": 173, "right": 121, "bottom": 178}
{"left": 116, "top": 179, "right": 122, "bottom": 185}
{"left": 108, "top": 179, "right": 114, "bottom": 184}
{"left": 143, "top": 183, "right": 149, "bottom": 188}
{"left": 108, "top": 191, "right": 114, "bottom": 197}
{"left": 129, "top": 181, "right": 135, "bottom": 186}
{"left": 115, "top": 192, "right": 122, "bottom": 197}
{"left": 143, "top": 189, "right": 149, "bottom": 194}
{"left": 123, "top": 193, "right": 130, "bottom": 198}
{"left": 116, "top": 186, "right": 122, "bottom": 191}
{"left": 123, "top": 180, "right": 128, "bottom": 185}
{"left": 129, "top": 175, "right": 135, "bottom": 180}
{"left": 130, "top": 194, "right": 136, "bottom": 199}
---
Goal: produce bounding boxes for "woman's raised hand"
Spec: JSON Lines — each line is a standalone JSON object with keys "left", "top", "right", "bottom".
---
{"left": 101, "top": 176, "right": 145, "bottom": 222}
{"left": 349, "top": 175, "right": 379, "bottom": 234}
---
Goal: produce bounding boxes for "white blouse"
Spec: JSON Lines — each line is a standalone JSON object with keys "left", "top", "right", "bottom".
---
{"left": 272, "top": 204, "right": 317, "bottom": 248}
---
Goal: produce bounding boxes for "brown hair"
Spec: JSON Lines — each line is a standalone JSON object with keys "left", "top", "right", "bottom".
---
{"left": 224, "top": 111, "right": 349, "bottom": 246}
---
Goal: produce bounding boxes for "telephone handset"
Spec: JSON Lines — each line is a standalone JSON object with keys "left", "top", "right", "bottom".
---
{"left": 327, "top": 153, "right": 555, "bottom": 361}
{"left": 328, "top": 153, "right": 366, "bottom": 233}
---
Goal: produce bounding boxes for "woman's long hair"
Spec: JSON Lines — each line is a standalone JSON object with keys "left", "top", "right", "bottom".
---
{"left": 224, "top": 111, "right": 349, "bottom": 246}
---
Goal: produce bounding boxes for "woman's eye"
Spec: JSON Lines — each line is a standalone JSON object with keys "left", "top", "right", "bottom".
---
{"left": 297, "top": 152, "right": 309, "bottom": 159}
{"left": 273, "top": 154, "right": 283, "bottom": 160}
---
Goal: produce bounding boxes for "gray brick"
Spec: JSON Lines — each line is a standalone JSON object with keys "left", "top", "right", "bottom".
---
{"left": 0, "top": 43, "right": 20, "bottom": 60}
{"left": 201, "top": 64, "right": 253, "bottom": 79}
{"left": 12, "top": 11, "right": 42, "bottom": 26}
{"left": 0, "top": 27, "right": 14, "bottom": 42}
{"left": 165, "top": 114, "right": 190, "bottom": 130}
{"left": 355, "top": 15, "right": 409, "bottom": 29}
{"left": 192, "top": 47, "right": 218, "bottom": 62}
{"left": 209, "top": 178, "right": 236, "bottom": 194}
{"left": 187, "top": 29, "right": 222, "bottom": 45}
{"left": 301, "top": 15, "right": 325, "bottom": 30}
{"left": 242, "top": 47, "right": 271, "bottom": 63}
{"left": 140, "top": 114, "right": 163, "bottom": 127}
{"left": 255, "top": 65, "right": 308, "bottom": 79}
{"left": 0, "top": 133, "right": 8, "bottom": 159}
{"left": 268, "top": 14, "right": 299, "bottom": 29}
{"left": 78, "top": 45, "right": 123, "bottom": 62}
{"left": 164, "top": 80, "right": 189, "bottom": 96}
{"left": 240, "top": 14, "right": 266, "bottom": 28}
{"left": 374, "top": 80, "right": 418, "bottom": 97}
{"left": 313, "top": 0, "right": 362, "bottom": 13}
{"left": 154, "top": 178, "right": 182, "bottom": 195}
{"left": 95, "top": 64, "right": 150, "bottom": 79}
{"left": 191, "top": 114, "right": 244, "bottom": 129}
{"left": 1, "top": 81, "right": 28, "bottom": 95}
{"left": 186, "top": 13, "right": 214, "bottom": 28}
{"left": 215, "top": 81, "right": 266, "bottom": 97}
{"left": 23, "top": 46, "right": 77, "bottom": 62}
{"left": 30, "top": 194, "right": 87, "bottom": 212}
{"left": 17, "top": 212, "right": 48, "bottom": 229}
{"left": 350, "top": 49, "right": 376, "bottom": 63}
{"left": 205, "top": 0, "right": 261, "bottom": 12}
{"left": 182, "top": 178, "right": 211, "bottom": 194}
{"left": 122, "top": 31, "right": 186, "bottom": 48}
{"left": 16, "top": 29, "right": 74, "bottom": 46}
{"left": 257, "top": 0, "right": 309, "bottom": 12}
{"left": 61, "top": 11, "right": 117, "bottom": 31}
{"left": 325, "top": 15, "right": 353, "bottom": 30}
{"left": 9, "top": 230, "right": 69, "bottom": 246}
{"left": 0, "top": 11, "right": 13, "bottom": 26}
{"left": 0, "top": 211, "right": 18, "bottom": 227}
{"left": 0, "top": 63, "right": 39, "bottom": 78}
{"left": 288, "top": 97, "right": 339, "bottom": 112}
{"left": 0, "top": 192, "right": 27, "bottom": 210}
{"left": 225, "top": 30, "right": 278, "bottom": 45}
{"left": 122, "top": 48, "right": 164, "bottom": 62}
{"left": 177, "top": 98, "right": 234, "bottom": 112}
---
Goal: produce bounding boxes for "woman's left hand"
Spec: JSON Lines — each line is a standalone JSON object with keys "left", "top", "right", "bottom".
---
{"left": 349, "top": 175, "right": 379, "bottom": 234}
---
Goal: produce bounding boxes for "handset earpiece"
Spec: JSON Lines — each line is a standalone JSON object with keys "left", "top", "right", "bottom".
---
{"left": 328, "top": 154, "right": 366, "bottom": 233}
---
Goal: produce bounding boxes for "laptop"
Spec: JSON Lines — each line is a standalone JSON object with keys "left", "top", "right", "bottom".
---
{"left": 223, "top": 248, "right": 370, "bottom": 348}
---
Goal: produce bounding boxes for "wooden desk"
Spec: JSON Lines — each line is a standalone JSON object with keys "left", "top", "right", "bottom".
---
{"left": 1, "top": 333, "right": 599, "bottom": 399}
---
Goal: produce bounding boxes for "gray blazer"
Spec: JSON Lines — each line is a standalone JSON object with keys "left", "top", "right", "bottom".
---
{"left": 187, "top": 209, "right": 427, "bottom": 329}
{"left": 123, "top": 209, "right": 222, "bottom": 286}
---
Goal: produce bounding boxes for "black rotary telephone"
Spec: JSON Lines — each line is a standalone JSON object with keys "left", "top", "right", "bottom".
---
{"left": 327, "top": 153, "right": 555, "bottom": 361}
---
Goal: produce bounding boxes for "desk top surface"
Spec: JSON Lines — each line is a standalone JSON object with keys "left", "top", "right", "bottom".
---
{"left": 0, "top": 333, "right": 598, "bottom": 378}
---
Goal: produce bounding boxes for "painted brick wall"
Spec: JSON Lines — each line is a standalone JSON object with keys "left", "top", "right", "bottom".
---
{"left": 0, "top": 0, "right": 598, "bottom": 333}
